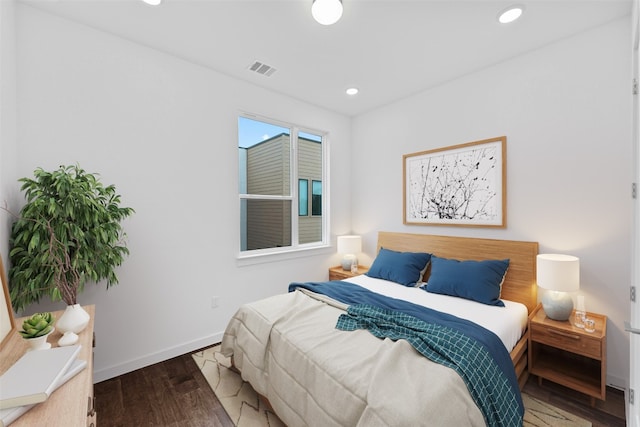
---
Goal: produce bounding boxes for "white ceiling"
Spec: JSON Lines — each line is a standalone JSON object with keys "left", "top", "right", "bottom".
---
{"left": 20, "top": 0, "right": 632, "bottom": 117}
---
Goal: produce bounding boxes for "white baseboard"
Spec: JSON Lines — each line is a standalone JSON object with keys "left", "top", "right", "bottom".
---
{"left": 93, "top": 331, "right": 224, "bottom": 383}
{"left": 607, "top": 373, "right": 629, "bottom": 392}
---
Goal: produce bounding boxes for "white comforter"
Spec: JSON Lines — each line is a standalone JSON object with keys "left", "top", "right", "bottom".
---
{"left": 345, "top": 275, "right": 528, "bottom": 352}
{"left": 221, "top": 287, "right": 491, "bottom": 426}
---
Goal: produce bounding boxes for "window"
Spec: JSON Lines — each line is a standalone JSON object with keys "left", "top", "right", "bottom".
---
{"left": 239, "top": 115, "right": 326, "bottom": 254}
{"left": 312, "top": 180, "right": 322, "bottom": 216}
{"left": 299, "top": 179, "right": 322, "bottom": 217}
{"left": 299, "top": 180, "right": 309, "bottom": 216}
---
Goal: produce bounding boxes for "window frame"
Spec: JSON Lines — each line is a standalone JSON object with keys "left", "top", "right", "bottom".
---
{"left": 238, "top": 112, "right": 329, "bottom": 260}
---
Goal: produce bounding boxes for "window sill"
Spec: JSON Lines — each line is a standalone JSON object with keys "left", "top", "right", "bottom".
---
{"left": 236, "top": 244, "right": 333, "bottom": 267}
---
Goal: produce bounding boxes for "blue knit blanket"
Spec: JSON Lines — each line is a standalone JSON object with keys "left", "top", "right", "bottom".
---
{"left": 288, "top": 280, "right": 524, "bottom": 427}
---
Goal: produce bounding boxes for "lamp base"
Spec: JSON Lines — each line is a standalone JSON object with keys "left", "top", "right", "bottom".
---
{"left": 341, "top": 255, "right": 357, "bottom": 271}
{"left": 541, "top": 290, "right": 574, "bottom": 321}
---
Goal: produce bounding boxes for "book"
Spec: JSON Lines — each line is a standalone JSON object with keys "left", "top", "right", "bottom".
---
{"left": 0, "top": 344, "right": 81, "bottom": 410}
{"left": 0, "top": 358, "right": 87, "bottom": 427}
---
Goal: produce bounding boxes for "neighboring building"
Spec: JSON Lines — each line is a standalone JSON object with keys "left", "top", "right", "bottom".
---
{"left": 240, "top": 133, "right": 322, "bottom": 251}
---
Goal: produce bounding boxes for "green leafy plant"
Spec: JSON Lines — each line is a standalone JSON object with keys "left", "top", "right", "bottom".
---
{"left": 8, "top": 164, "right": 134, "bottom": 312}
{"left": 19, "top": 312, "right": 55, "bottom": 338}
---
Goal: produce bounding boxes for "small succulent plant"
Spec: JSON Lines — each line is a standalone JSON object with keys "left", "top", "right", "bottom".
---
{"left": 19, "top": 312, "right": 55, "bottom": 339}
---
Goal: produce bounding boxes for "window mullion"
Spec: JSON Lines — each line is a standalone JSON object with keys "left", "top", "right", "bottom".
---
{"left": 291, "top": 128, "right": 299, "bottom": 247}
{"left": 240, "top": 194, "right": 293, "bottom": 200}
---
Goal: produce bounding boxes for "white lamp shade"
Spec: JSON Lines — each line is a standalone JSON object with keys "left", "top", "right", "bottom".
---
{"left": 536, "top": 254, "right": 580, "bottom": 292}
{"left": 337, "top": 235, "right": 361, "bottom": 255}
{"left": 312, "top": 0, "right": 343, "bottom": 25}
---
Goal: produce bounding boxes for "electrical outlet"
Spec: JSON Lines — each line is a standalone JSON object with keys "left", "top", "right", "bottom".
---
{"left": 211, "top": 296, "right": 220, "bottom": 308}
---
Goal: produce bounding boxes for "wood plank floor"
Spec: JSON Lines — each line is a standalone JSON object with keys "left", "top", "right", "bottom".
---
{"left": 95, "top": 349, "right": 627, "bottom": 426}
{"left": 522, "top": 376, "right": 627, "bottom": 427}
{"left": 95, "top": 351, "right": 233, "bottom": 427}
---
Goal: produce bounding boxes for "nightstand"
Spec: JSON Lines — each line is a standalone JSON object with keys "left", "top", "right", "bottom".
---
{"left": 528, "top": 303, "right": 607, "bottom": 406}
{"left": 329, "top": 265, "right": 369, "bottom": 281}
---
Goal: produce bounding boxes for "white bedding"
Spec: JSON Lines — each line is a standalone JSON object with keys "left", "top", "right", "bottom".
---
{"left": 222, "top": 289, "right": 487, "bottom": 426}
{"left": 343, "top": 274, "right": 528, "bottom": 352}
{"left": 221, "top": 275, "right": 527, "bottom": 426}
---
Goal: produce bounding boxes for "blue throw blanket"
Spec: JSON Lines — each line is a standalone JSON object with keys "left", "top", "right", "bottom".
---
{"left": 288, "top": 280, "right": 524, "bottom": 427}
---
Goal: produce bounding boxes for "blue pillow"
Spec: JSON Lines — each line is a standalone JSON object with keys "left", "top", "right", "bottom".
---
{"left": 366, "top": 248, "right": 431, "bottom": 287}
{"left": 425, "top": 256, "right": 509, "bottom": 306}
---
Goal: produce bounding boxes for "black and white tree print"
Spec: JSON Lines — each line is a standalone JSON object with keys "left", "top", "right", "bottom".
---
{"left": 407, "top": 145, "right": 499, "bottom": 222}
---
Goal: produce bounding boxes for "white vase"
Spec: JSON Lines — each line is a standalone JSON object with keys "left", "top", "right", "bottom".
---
{"left": 56, "top": 304, "right": 90, "bottom": 334}
{"left": 58, "top": 331, "right": 79, "bottom": 347}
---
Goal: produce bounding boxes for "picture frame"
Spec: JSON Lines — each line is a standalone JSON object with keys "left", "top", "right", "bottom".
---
{"left": 0, "top": 254, "right": 16, "bottom": 350}
{"left": 403, "top": 136, "right": 506, "bottom": 228}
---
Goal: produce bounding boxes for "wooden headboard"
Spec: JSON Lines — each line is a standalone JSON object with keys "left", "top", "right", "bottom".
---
{"left": 377, "top": 232, "right": 539, "bottom": 313}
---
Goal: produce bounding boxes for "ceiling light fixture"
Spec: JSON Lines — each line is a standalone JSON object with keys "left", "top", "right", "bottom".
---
{"left": 346, "top": 88, "right": 359, "bottom": 96}
{"left": 497, "top": 5, "right": 524, "bottom": 24}
{"left": 312, "top": 0, "right": 343, "bottom": 26}
{"left": 142, "top": 0, "right": 162, "bottom": 5}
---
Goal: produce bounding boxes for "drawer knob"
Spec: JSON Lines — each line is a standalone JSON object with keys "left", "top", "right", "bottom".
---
{"left": 87, "top": 395, "right": 96, "bottom": 417}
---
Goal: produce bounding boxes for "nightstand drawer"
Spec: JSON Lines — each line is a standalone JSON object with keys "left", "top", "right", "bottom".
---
{"left": 329, "top": 269, "right": 353, "bottom": 281}
{"left": 328, "top": 266, "right": 369, "bottom": 281}
{"left": 530, "top": 324, "right": 601, "bottom": 359}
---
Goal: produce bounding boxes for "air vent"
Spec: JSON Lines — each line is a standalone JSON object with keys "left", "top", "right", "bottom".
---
{"left": 247, "top": 61, "right": 277, "bottom": 77}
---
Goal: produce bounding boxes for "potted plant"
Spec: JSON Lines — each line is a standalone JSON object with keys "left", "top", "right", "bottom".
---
{"left": 8, "top": 164, "right": 134, "bottom": 332}
{"left": 19, "top": 312, "right": 55, "bottom": 350}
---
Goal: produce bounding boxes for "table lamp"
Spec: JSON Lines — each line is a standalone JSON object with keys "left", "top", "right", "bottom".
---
{"left": 337, "top": 235, "right": 361, "bottom": 271}
{"left": 536, "top": 254, "right": 580, "bottom": 321}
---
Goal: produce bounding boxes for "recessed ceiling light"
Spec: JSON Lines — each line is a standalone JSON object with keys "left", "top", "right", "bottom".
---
{"left": 346, "top": 87, "right": 359, "bottom": 96}
{"left": 497, "top": 5, "right": 524, "bottom": 24}
{"left": 312, "top": 0, "right": 343, "bottom": 26}
{"left": 142, "top": 0, "right": 162, "bottom": 5}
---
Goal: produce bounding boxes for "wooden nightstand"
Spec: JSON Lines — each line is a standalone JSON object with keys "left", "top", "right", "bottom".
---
{"left": 528, "top": 303, "right": 607, "bottom": 406}
{"left": 329, "top": 265, "right": 369, "bottom": 281}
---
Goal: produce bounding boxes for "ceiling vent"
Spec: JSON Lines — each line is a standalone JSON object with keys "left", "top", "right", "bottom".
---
{"left": 248, "top": 61, "right": 277, "bottom": 77}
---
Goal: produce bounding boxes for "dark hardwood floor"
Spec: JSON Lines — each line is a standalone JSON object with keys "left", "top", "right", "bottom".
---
{"left": 522, "top": 376, "right": 627, "bottom": 427}
{"left": 95, "top": 351, "right": 233, "bottom": 427}
{"left": 95, "top": 350, "right": 627, "bottom": 426}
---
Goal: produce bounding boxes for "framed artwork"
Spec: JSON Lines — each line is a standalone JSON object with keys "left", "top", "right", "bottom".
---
{"left": 0, "top": 255, "right": 16, "bottom": 350}
{"left": 403, "top": 136, "right": 506, "bottom": 228}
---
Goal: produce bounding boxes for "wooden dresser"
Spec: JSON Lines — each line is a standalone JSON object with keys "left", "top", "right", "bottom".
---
{"left": 0, "top": 305, "right": 96, "bottom": 426}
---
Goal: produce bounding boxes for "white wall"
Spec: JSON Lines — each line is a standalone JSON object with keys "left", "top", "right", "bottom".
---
{"left": 352, "top": 17, "right": 632, "bottom": 388}
{"left": 0, "top": 0, "right": 18, "bottom": 266}
{"left": 8, "top": 4, "right": 353, "bottom": 382}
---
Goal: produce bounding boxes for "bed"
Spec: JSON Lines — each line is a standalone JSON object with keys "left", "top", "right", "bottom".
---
{"left": 221, "top": 232, "right": 538, "bottom": 426}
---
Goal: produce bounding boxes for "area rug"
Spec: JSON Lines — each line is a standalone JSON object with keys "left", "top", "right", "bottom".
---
{"left": 192, "top": 345, "right": 591, "bottom": 427}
